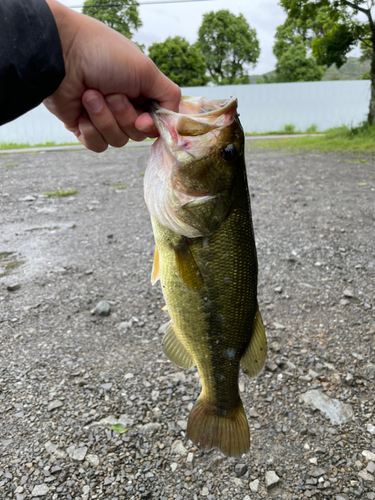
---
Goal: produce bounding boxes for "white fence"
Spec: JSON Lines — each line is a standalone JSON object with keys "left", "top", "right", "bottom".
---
{"left": 0, "top": 80, "right": 371, "bottom": 145}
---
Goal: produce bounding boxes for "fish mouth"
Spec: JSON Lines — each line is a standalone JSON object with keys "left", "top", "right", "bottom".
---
{"left": 151, "top": 96, "right": 237, "bottom": 119}
{"left": 150, "top": 96, "right": 238, "bottom": 159}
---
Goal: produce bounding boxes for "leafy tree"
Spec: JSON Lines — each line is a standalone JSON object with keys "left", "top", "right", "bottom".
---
{"left": 271, "top": 19, "right": 326, "bottom": 82}
{"left": 279, "top": 0, "right": 375, "bottom": 123}
{"left": 148, "top": 37, "right": 209, "bottom": 87}
{"left": 197, "top": 10, "right": 260, "bottom": 85}
{"left": 82, "top": 0, "right": 141, "bottom": 39}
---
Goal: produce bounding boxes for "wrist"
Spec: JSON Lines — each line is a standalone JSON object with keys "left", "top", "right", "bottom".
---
{"left": 44, "top": 0, "right": 80, "bottom": 61}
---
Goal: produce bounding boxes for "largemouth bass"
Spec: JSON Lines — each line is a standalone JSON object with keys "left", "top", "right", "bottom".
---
{"left": 144, "top": 96, "right": 267, "bottom": 457}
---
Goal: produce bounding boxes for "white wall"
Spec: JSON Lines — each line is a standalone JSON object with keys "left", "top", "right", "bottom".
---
{"left": 0, "top": 80, "right": 371, "bottom": 145}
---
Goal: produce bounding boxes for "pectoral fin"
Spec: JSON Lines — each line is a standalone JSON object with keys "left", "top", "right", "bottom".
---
{"left": 151, "top": 245, "right": 160, "bottom": 285}
{"left": 173, "top": 239, "right": 203, "bottom": 289}
{"left": 162, "top": 322, "right": 195, "bottom": 368}
{"left": 241, "top": 305, "right": 267, "bottom": 379}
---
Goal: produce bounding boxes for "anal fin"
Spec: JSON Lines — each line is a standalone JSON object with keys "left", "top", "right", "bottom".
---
{"left": 162, "top": 322, "right": 194, "bottom": 368}
{"left": 241, "top": 304, "right": 267, "bottom": 379}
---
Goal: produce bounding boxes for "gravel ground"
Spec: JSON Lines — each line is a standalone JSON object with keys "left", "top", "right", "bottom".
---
{"left": 0, "top": 143, "right": 374, "bottom": 500}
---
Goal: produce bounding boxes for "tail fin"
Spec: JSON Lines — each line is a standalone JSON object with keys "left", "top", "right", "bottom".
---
{"left": 187, "top": 396, "right": 250, "bottom": 457}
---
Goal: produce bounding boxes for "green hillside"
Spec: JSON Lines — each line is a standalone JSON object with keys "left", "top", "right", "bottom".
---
{"left": 250, "top": 57, "right": 370, "bottom": 84}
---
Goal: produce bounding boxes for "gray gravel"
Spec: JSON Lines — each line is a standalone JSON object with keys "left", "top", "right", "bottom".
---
{"left": 0, "top": 143, "right": 374, "bottom": 499}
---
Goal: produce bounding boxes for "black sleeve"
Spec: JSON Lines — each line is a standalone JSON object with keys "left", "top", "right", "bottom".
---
{"left": 0, "top": 0, "right": 66, "bottom": 126}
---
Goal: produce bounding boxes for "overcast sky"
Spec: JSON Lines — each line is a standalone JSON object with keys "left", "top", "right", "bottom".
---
{"left": 60, "top": 0, "right": 361, "bottom": 76}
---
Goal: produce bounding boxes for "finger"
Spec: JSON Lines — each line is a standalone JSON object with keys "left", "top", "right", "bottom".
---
{"left": 105, "top": 94, "right": 147, "bottom": 142}
{"left": 76, "top": 114, "right": 109, "bottom": 153}
{"left": 135, "top": 112, "right": 159, "bottom": 138}
{"left": 82, "top": 90, "right": 130, "bottom": 148}
{"left": 140, "top": 60, "right": 181, "bottom": 112}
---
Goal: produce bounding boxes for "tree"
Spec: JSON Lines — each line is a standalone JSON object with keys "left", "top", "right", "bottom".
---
{"left": 279, "top": 0, "right": 375, "bottom": 123}
{"left": 148, "top": 37, "right": 209, "bottom": 87}
{"left": 82, "top": 0, "right": 141, "bottom": 39}
{"left": 197, "top": 10, "right": 260, "bottom": 85}
{"left": 271, "top": 19, "right": 326, "bottom": 82}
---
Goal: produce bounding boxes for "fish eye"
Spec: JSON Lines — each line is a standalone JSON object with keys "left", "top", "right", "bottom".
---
{"left": 220, "top": 144, "right": 238, "bottom": 162}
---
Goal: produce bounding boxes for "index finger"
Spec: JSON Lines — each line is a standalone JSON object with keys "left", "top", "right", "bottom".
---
{"left": 141, "top": 60, "right": 181, "bottom": 113}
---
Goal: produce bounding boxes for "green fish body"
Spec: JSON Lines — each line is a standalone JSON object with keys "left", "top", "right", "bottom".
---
{"left": 144, "top": 97, "right": 267, "bottom": 457}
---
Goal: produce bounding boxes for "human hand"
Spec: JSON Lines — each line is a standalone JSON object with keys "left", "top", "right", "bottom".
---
{"left": 43, "top": 0, "right": 180, "bottom": 152}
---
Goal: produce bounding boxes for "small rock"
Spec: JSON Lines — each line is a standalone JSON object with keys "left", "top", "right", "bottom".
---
{"left": 201, "top": 486, "right": 209, "bottom": 496}
{"left": 92, "top": 301, "right": 111, "bottom": 316}
{"left": 343, "top": 288, "right": 354, "bottom": 298}
{"left": 363, "top": 450, "right": 375, "bottom": 462}
{"left": 336, "top": 495, "right": 349, "bottom": 500}
{"left": 170, "top": 439, "right": 188, "bottom": 456}
{"left": 265, "top": 470, "right": 280, "bottom": 489}
{"left": 358, "top": 470, "right": 374, "bottom": 482}
{"left": 158, "top": 321, "right": 170, "bottom": 333}
{"left": 170, "top": 462, "right": 178, "bottom": 472}
{"left": 152, "top": 407, "right": 162, "bottom": 418}
{"left": 101, "top": 383, "right": 112, "bottom": 391}
{"left": 72, "top": 447, "right": 87, "bottom": 461}
{"left": 186, "top": 452, "right": 195, "bottom": 470}
{"left": 249, "top": 479, "right": 259, "bottom": 492}
{"left": 86, "top": 454, "right": 100, "bottom": 467}
{"left": 301, "top": 389, "right": 353, "bottom": 425}
{"left": 274, "top": 286, "right": 283, "bottom": 293}
{"left": 340, "top": 299, "right": 350, "bottom": 306}
{"left": 367, "top": 461, "right": 375, "bottom": 474}
{"left": 7, "top": 284, "right": 20, "bottom": 292}
{"left": 139, "top": 423, "right": 161, "bottom": 435}
{"left": 118, "top": 319, "right": 133, "bottom": 330}
{"left": 243, "top": 496, "right": 252, "bottom": 500}
{"left": 47, "top": 400, "right": 63, "bottom": 411}
{"left": 124, "top": 372, "right": 134, "bottom": 380}
{"left": 309, "top": 467, "right": 326, "bottom": 477}
{"left": 266, "top": 361, "right": 278, "bottom": 372}
{"left": 31, "top": 484, "right": 49, "bottom": 496}
{"left": 20, "top": 195, "right": 36, "bottom": 202}
{"left": 273, "top": 322, "right": 286, "bottom": 330}
{"left": 44, "top": 441, "right": 57, "bottom": 454}
{"left": 177, "top": 420, "right": 187, "bottom": 430}
{"left": 235, "top": 463, "right": 248, "bottom": 477}
{"left": 308, "top": 369, "right": 319, "bottom": 379}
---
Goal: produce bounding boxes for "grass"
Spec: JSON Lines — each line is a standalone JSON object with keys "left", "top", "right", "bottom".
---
{"left": 251, "top": 123, "right": 375, "bottom": 153}
{"left": 43, "top": 189, "right": 78, "bottom": 197}
{"left": 3, "top": 163, "right": 18, "bottom": 168}
{"left": 0, "top": 141, "right": 80, "bottom": 150}
{"left": 246, "top": 123, "right": 320, "bottom": 136}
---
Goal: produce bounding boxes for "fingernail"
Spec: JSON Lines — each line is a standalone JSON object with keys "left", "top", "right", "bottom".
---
{"left": 107, "top": 95, "right": 125, "bottom": 112}
{"left": 85, "top": 95, "right": 102, "bottom": 113}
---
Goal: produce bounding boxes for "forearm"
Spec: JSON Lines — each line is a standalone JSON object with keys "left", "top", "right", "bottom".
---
{"left": 0, "top": 0, "right": 65, "bottom": 125}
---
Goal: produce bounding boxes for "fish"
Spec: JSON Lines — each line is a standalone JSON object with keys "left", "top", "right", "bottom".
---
{"left": 144, "top": 96, "right": 267, "bottom": 457}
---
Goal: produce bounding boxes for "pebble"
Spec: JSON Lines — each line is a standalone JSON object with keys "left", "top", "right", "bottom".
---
{"left": 249, "top": 479, "right": 259, "bottom": 492}
{"left": 139, "top": 422, "right": 161, "bottom": 435}
{"left": 177, "top": 420, "right": 187, "bottom": 430}
{"left": 265, "top": 470, "right": 280, "bottom": 489}
{"left": 72, "top": 447, "right": 88, "bottom": 461}
{"left": 235, "top": 463, "right": 247, "bottom": 477}
{"left": 366, "top": 423, "right": 375, "bottom": 435}
{"left": 7, "top": 284, "right": 21, "bottom": 292}
{"left": 358, "top": 470, "right": 374, "bottom": 482}
{"left": 170, "top": 439, "right": 188, "bottom": 455}
{"left": 85, "top": 454, "right": 99, "bottom": 467}
{"left": 186, "top": 452, "right": 195, "bottom": 470}
{"left": 92, "top": 300, "right": 111, "bottom": 316}
{"left": 201, "top": 486, "right": 209, "bottom": 496}
{"left": 31, "top": 484, "right": 49, "bottom": 496}
{"left": 301, "top": 389, "right": 354, "bottom": 424}
{"left": 309, "top": 467, "right": 326, "bottom": 477}
{"left": 47, "top": 400, "right": 63, "bottom": 411}
{"left": 367, "top": 461, "right": 375, "bottom": 474}
{"left": 170, "top": 463, "right": 178, "bottom": 472}
{"left": 363, "top": 450, "right": 375, "bottom": 462}
{"left": 343, "top": 288, "right": 354, "bottom": 298}
{"left": 273, "top": 322, "right": 286, "bottom": 330}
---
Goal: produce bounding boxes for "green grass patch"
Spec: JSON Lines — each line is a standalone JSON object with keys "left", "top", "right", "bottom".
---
{"left": 0, "top": 141, "right": 81, "bottom": 150}
{"left": 3, "top": 163, "right": 18, "bottom": 168}
{"left": 43, "top": 189, "right": 78, "bottom": 197}
{"left": 112, "top": 182, "right": 127, "bottom": 190}
{"left": 246, "top": 123, "right": 320, "bottom": 136}
{"left": 251, "top": 123, "right": 375, "bottom": 153}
